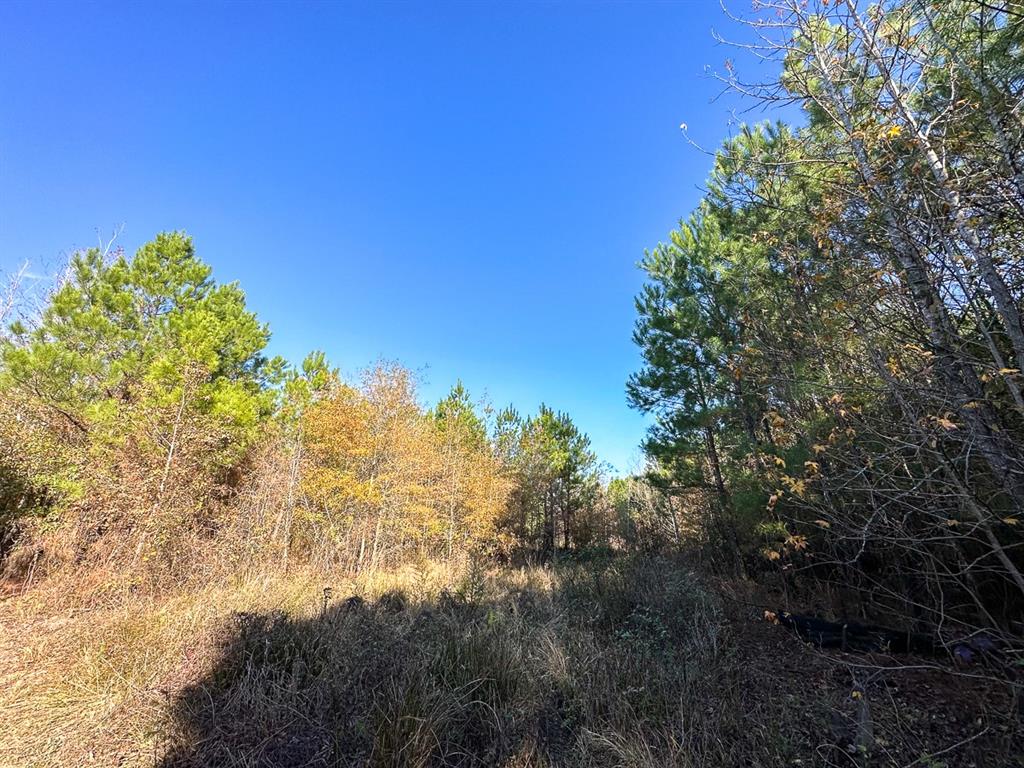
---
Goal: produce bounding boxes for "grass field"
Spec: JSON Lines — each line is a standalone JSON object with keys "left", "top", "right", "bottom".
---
{"left": 1, "top": 555, "right": 1019, "bottom": 767}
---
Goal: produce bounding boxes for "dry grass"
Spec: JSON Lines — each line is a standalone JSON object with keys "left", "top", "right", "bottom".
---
{"left": 0, "top": 556, "right": 735, "bottom": 767}
{"left": 2, "top": 555, "right": 1018, "bottom": 767}
{"left": 0, "top": 562, "right": 432, "bottom": 765}
{"left": 154, "top": 554, "right": 738, "bottom": 768}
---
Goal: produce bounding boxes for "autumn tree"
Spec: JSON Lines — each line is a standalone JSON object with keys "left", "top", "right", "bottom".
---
{"left": 430, "top": 382, "right": 509, "bottom": 559}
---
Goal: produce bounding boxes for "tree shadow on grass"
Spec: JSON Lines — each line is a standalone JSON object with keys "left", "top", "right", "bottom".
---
{"left": 157, "top": 580, "right": 582, "bottom": 768}
{"left": 156, "top": 556, "right": 745, "bottom": 767}
{"left": 161, "top": 556, "right": 957, "bottom": 768}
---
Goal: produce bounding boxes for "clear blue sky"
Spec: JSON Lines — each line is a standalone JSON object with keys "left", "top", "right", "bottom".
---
{"left": 0, "top": 1, "right": 780, "bottom": 475}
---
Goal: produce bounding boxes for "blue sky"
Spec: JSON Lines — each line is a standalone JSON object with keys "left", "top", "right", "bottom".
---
{"left": 0, "top": 1, "right": 781, "bottom": 475}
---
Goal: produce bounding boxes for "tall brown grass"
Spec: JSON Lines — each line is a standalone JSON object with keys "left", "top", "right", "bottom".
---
{"left": 3, "top": 554, "right": 1019, "bottom": 767}
{"left": 2, "top": 556, "right": 752, "bottom": 768}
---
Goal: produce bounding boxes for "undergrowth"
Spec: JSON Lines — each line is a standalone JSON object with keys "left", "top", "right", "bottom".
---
{"left": 2, "top": 555, "right": 1018, "bottom": 767}
{"left": 1, "top": 555, "right": 755, "bottom": 767}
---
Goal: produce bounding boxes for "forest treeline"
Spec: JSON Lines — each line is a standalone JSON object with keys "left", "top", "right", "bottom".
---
{"left": 0, "top": 233, "right": 632, "bottom": 583}
{"left": 1, "top": 0, "right": 1022, "bottom": 649}
{"left": 4, "top": 3, "right": 1024, "bottom": 766}
{"left": 628, "top": 0, "right": 1024, "bottom": 642}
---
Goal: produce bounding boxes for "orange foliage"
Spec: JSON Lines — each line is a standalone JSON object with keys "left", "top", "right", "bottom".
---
{"left": 297, "top": 364, "right": 510, "bottom": 568}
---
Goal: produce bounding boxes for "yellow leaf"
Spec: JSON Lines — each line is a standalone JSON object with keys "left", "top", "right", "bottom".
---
{"left": 999, "top": 368, "right": 1021, "bottom": 376}
{"left": 886, "top": 125, "right": 902, "bottom": 138}
{"left": 813, "top": 519, "right": 831, "bottom": 528}
{"left": 782, "top": 476, "right": 807, "bottom": 497}
{"left": 812, "top": 443, "right": 827, "bottom": 454}
{"left": 1003, "top": 517, "right": 1019, "bottom": 526}
{"left": 946, "top": 519, "right": 960, "bottom": 527}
